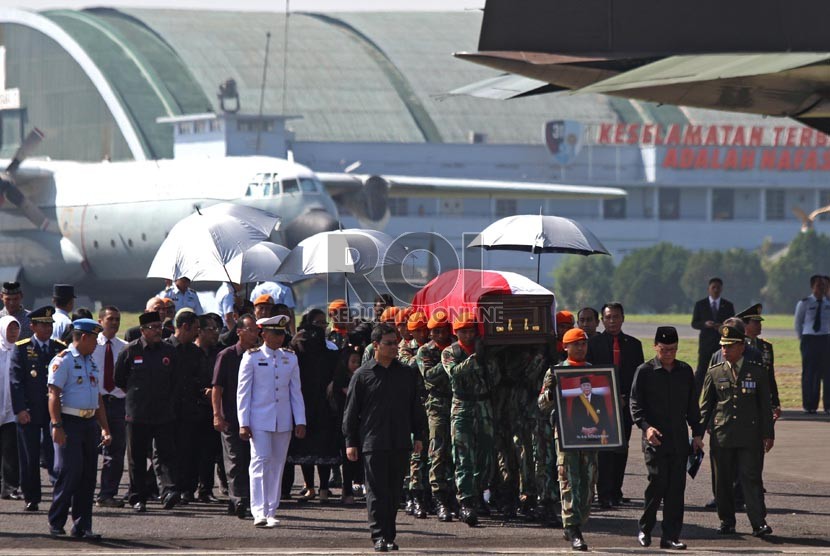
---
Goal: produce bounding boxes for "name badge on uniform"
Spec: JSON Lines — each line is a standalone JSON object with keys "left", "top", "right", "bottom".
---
{"left": 258, "top": 361, "right": 268, "bottom": 366}
{"left": 717, "top": 377, "right": 730, "bottom": 383}
{"left": 281, "top": 358, "right": 289, "bottom": 364}
{"left": 134, "top": 356, "right": 143, "bottom": 365}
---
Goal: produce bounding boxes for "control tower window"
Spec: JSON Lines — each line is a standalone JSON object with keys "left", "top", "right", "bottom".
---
{"left": 282, "top": 179, "right": 299, "bottom": 194}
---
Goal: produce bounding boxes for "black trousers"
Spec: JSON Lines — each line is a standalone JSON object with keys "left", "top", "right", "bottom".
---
{"left": 800, "top": 334, "right": 830, "bottom": 412}
{"left": 0, "top": 421, "right": 19, "bottom": 494}
{"left": 98, "top": 396, "right": 126, "bottom": 500}
{"left": 175, "top": 419, "right": 216, "bottom": 495}
{"left": 126, "top": 422, "right": 177, "bottom": 504}
{"left": 363, "top": 449, "right": 409, "bottom": 542}
{"left": 711, "top": 442, "right": 766, "bottom": 530}
{"left": 598, "top": 416, "right": 632, "bottom": 501}
{"left": 639, "top": 448, "right": 687, "bottom": 541}
{"left": 221, "top": 426, "right": 250, "bottom": 506}
{"left": 48, "top": 416, "right": 98, "bottom": 533}
{"left": 17, "top": 422, "right": 54, "bottom": 504}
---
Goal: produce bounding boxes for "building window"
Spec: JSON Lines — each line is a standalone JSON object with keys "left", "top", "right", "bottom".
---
{"left": 495, "top": 199, "right": 517, "bottom": 217}
{"left": 766, "top": 190, "right": 786, "bottom": 220}
{"left": 178, "top": 122, "right": 192, "bottom": 134}
{"left": 659, "top": 189, "right": 680, "bottom": 220}
{"left": 712, "top": 188, "right": 735, "bottom": 220}
{"left": 440, "top": 199, "right": 463, "bottom": 215}
{"left": 209, "top": 119, "right": 223, "bottom": 132}
{"left": 389, "top": 198, "right": 409, "bottom": 216}
{"left": 603, "top": 198, "right": 626, "bottom": 219}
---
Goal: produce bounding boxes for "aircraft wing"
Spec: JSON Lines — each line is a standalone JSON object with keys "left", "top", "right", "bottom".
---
{"left": 317, "top": 172, "right": 625, "bottom": 200}
{"left": 577, "top": 53, "right": 830, "bottom": 95}
{"left": 447, "top": 73, "right": 563, "bottom": 100}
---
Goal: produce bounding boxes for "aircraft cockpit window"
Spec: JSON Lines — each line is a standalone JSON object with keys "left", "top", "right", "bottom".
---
{"left": 246, "top": 173, "right": 278, "bottom": 198}
{"left": 299, "top": 177, "right": 320, "bottom": 193}
{"left": 282, "top": 179, "right": 299, "bottom": 194}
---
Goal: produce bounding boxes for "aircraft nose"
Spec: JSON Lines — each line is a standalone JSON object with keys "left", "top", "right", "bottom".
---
{"left": 282, "top": 208, "right": 339, "bottom": 248}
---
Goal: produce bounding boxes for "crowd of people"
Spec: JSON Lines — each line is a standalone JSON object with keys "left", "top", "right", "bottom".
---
{"left": 0, "top": 274, "right": 788, "bottom": 551}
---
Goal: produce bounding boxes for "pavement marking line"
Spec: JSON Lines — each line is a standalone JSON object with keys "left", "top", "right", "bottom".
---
{"left": 6, "top": 549, "right": 830, "bottom": 555}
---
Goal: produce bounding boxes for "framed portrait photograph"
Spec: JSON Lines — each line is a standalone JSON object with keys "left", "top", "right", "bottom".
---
{"left": 553, "top": 366, "right": 624, "bottom": 451}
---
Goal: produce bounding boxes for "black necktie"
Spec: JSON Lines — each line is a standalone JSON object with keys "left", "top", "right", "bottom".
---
{"left": 814, "top": 299, "right": 823, "bottom": 333}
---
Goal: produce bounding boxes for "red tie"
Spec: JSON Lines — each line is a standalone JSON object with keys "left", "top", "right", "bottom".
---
{"left": 612, "top": 335, "right": 621, "bottom": 368}
{"left": 104, "top": 340, "right": 115, "bottom": 393}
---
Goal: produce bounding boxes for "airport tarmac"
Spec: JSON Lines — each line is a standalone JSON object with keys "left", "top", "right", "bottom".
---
{"left": 0, "top": 412, "right": 828, "bottom": 554}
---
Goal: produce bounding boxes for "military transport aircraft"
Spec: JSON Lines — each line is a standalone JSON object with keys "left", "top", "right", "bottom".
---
{"left": 0, "top": 129, "right": 625, "bottom": 302}
{"left": 454, "top": 0, "right": 830, "bottom": 134}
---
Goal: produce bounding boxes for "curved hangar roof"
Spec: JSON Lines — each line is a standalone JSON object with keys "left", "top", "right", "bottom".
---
{"left": 0, "top": 7, "right": 773, "bottom": 162}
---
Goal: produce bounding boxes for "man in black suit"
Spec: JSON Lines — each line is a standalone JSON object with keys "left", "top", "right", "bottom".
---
{"left": 691, "top": 277, "right": 735, "bottom": 391}
{"left": 586, "top": 302, "right": 644, "bottom": 508}
{"left": 571, "top": 376, "right": 609, "bottom": 443}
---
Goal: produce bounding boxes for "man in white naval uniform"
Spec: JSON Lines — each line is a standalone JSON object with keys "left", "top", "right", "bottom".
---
{"left": 237, "top": 315, "right": 305, "bottom": 528}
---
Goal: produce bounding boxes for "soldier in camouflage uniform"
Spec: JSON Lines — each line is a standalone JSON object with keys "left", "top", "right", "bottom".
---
{"left": 416, "top": 310, "right": 456, "bottom": 522}
{"left": 398, "top": 310, "right": 429, "bottom": 519}
{"left": 442, "top": 311, "right": 499, "bottom": 527}
{"left": 538, "top": 328, "right": 596, "bottom": 551}
{"left": 517, "top": 347, "right": 548, "bottom": 519}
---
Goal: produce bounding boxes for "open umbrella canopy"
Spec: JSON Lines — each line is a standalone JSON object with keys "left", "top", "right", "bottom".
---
{"left": 276, "top": 228, "right": 408, "bottom": 277}
{"left": 186, "top": 241, "right": 294, "bottom": 284}
{"left": 468, "top": 214, "right": 609, "bottom": 255}
{"left": 147, "top": 203, "right": 280, "bottom": 280}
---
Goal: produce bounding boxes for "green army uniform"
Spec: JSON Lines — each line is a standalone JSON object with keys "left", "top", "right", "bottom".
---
{"left": 492, "top": 354, "right": 521, "bottom": 514}
{"left": 538, "top": 362, "right": 598, "bottom": 530}
{"left": 442, "top": 341, "right": 498, "bottom": 515}
{"left": 416, "top": 340, "right": 454, "bottom": 503}
{"left": 399, "top": 338, "right": 429, "bottom": 515}
{"left": 700, "top": 355, "right": 774, "bottom": 532}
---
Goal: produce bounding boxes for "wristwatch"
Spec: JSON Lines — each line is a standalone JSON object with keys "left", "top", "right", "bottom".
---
{"left": 51, "top": 421, "right": 63, "bottom": 428}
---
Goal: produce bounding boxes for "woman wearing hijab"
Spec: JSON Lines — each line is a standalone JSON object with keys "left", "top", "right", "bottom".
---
{"left": 0, "top": 315, "right": 21, "bottom": 500}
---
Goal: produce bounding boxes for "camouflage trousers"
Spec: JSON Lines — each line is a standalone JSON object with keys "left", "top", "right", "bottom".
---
{"left": 451, "top": 397, "right": 494, "bottom": 503}
{"left": 534, "top": 417, "right": 560, "bottom": 503}
{"left": 424, "top": 396, "right": 453, "bottom": 494}
{"left": 493, "top": 391, "right": 520, "bottom": 504}
{"left": 407, "top": 436, "right": 428, "bottom": 492}
{"left": 557, "top": 449, "right": 598, "bottom": 528}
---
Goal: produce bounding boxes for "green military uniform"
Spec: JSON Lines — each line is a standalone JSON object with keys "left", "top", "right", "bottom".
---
{"left": 416, "top": 340, "right": 454, "bottom": 500}
{"left": 700, "top": 349, "right": 774, "bottom": 532}
{"left": 491, "top": 353, "right": 521, "bottom": 514}
{"left": 399, "top": 338, "right": 429, "bottom": 507}
{"left": 538, "top": 362, "right": 598, "bottom": 529}
{"left": 442, "top": 341, "right": 498, "bottom": 510}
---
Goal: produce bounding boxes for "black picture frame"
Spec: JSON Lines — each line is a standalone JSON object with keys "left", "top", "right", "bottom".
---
{"left": 553, "top": 366, "right": 624, "bottom": 451}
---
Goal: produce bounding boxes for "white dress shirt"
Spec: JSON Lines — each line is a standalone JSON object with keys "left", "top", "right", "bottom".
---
{"left": 93, "top": 332, "right": 128, "bottom": 398}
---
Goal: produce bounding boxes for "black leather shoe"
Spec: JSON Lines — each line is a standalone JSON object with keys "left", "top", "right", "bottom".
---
{"left": 162, "top": 491, "right": 181, "bottom": 510}
{"left": 436, "top": 500, "right": 452, "bottom": 522}
{"left": 197, "top": 493, "right": 220, "bottom": 504}
{"left": 660, "top": 539, "right": 687, "bottom": 549}
{"left": 571, "top": 531, "right": 588, "bottom": 551}
{"left": 180, "top": 492, "right": 194, "bottom": 505}
{"left": 638, "top": 531, "right": 651, "bottom": 547}
{"left": 598, "top": 498, "right": 612, "bottom": 509}
{"left": 704, "top": 498, "right": 718, "bottom": 509}
{"left": 96, "top": 497, "right": 124, "bottom": 508}
{"left": 386, "top": 541, "right": 399, "bottom": 551}
{"left": 460, "top": 505, "right": 478, "bottom": 527}
{"left": 24, "top": 502, "right": 38, "bottom": 512}
{"left": 412, "top": 494, "right": 428, "bottom": 519}
{"left": 71, "top": 529, "right": 102, "bottom": 541}
{"left": 133, "top": 501, "right": 146, "bottom": 513}
{"left": 752, "top": 523, "right": 773, "bottom": 537}
{"left": 49, "top": 526, "right": 66, "bottom": 538}
{"left": 373, "top": 538, "right": 388, "bottom": 552}
{"left": 717, "top": 523, "right": 736, "bottom": 535}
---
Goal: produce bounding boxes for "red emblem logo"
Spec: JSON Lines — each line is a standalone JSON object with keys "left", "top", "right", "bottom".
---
{"left": 162, "top": 357, "right": 170, "bottom": 366}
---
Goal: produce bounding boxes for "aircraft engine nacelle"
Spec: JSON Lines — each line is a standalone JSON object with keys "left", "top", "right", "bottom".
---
{"left": 338, "top": 175, "right": 389, "bottom": 224}
{"left": 0, "top": 231, "right": 87, "bottom": 287}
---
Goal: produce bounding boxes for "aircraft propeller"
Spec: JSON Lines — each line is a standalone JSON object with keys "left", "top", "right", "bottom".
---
{"left": 0, "top": 128, "right": 51, "bottom": 231}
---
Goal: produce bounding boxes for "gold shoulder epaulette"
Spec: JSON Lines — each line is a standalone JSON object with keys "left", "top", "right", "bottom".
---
{"left": 57, "top": 349, "right": 69, "bottom": 357}
{"left": 54, "top": 339, "right": 67, "bottom": 347}
{"left": 247, "top": 347, "right": 259, "bottom": 353}
{"left": 15, "top": 338, "right": 30, "bottom": 346}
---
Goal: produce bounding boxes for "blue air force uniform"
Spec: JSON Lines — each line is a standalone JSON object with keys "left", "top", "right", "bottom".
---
{"left": 10, "top": 306, "right": 64, "bottom": 506}
{"left": 159, "top": 286, "right": 203, "bottom": 314}
{"left": 47, "top": 321, "right": 105, "bottom": 536}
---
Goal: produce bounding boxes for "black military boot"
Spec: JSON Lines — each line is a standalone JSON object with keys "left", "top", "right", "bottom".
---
{"left": 435, "top": 493, "right": 453, "bottom": 522}
{"left": 404, "top": 490, "right": 414, "bottom": 516}
{"left": 459, "top": 501, "right": 479, "bottom": 527}
{"left": 412, "top": 491, "right": 428, "bottom": 519}
{"left": 565, "top": 526, "right": 588, "bottom": 551}
{"left": 519, "top": 494, "right": 537, "bottom": 521}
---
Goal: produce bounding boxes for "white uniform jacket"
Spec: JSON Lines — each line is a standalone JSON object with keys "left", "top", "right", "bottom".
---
{"left": 237, "top": 345, "right": 306, "bottom": 432}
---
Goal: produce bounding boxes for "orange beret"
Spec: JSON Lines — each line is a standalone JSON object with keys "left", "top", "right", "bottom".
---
{"left": 556, "top": 310, "right": 574, "bottom": 325}
{"left": 254, "top": 294, "right": 273, "bottom": 306}
{"left": 452, "top": 310, "right": 476, "bottom": 332}
{"left": 427, "top": 309, "right": 450, "bottom": 329}
{"left": 407, "top": 311, "right": 428, "bottom": 331}
{"left": 562, "top": 328, "right": 587, "bottom": 344}
{"left": 380, "top": 306, "right": 401, "bottom": 323}
{"left": 395, "top": 307, "right": 414, "bottom": 325}
{"left": 161, "top": 297, "right": 174, "bottom": 305}
{"left": 328, "top": 299, "right": 347, "bottom": 313}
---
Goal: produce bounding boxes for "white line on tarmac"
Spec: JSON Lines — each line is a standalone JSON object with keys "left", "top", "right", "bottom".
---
{"left": 5, "top": 548, "right": 830, "bottom": 555}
